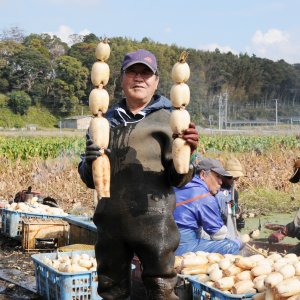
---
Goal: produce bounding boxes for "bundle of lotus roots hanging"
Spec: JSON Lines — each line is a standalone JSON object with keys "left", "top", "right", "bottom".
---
{"left": 88, "top": 38, "right": 111, "bottom": 199}
{"left": 170, "top": 51, "right": 191, "bottom": 174}
{"left": 175, "top": 251, "right": 300, "bottom": 299}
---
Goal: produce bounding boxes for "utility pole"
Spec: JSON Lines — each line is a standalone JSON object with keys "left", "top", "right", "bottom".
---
{"left": 209, "top": 115, "right": 213, "bottom": 129}
{"left": 273, "top": 99, "right": 279, "bottom": 127}
{"left": 224, "top": 92, "right": 228, "bottom": 129}
{"left": 218, "top": 92, "right": 228, "bottom": 130}
{"left": 218, "top": 94, "right": 222, "bottom": 130}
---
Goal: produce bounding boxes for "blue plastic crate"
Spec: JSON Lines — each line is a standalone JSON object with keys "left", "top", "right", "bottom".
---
{"left": 63, "top": 215, "right": 96, "bottom": 232}
{"left": 63, "top": 215, "right": 97, "bottom": 245}
{"left": 31, "top": 250, "right": 102, "bottom": 300}
{"left": 188, "top": 277, "right": 256, "bottom": 300}
{"left": 1, "top": 208, "right": 65, "bottom": 240}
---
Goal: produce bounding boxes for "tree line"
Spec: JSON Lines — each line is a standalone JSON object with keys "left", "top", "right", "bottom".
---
{"left": 0, "top": 27, "right": 299, "bottom": 126}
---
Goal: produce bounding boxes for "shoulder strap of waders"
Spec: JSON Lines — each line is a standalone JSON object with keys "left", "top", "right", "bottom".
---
{"left": 176, "top": 192, "right": 211, "bottom": 207}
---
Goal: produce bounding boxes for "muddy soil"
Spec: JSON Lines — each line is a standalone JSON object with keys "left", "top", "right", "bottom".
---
{"left": 0, "top": 280, "right": 40, "bottom": 300}
{"left": 0, "top": 233, "right": 41, "bottom": 299}
{"left": 241, "top": 212, "right": 298, "bottom": 244}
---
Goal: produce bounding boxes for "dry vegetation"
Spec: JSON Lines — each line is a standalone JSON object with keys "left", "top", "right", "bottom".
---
{"left": 211, "top": 149, "right": 300, "bottom": 214}
{"left": 213, "top": 149, "right": 298, "bottom": 192}
{"left": 0, "top": 149, "right": 299, "bottom": 216}
{"left": 0, "top": 156, "right": 95, "bottom": 215}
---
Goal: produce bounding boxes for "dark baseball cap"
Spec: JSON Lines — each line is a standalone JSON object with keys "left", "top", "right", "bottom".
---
{"left": 289, "top": 159, "right": 300, "bottom": 183}
{"left": 121, "top": 49, "right": 157, "bottom": 74}
{"left": 195, "top": 158, "right": 231, "bottom": 177}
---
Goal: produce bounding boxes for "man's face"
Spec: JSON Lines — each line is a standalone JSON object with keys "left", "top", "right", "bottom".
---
{"left": 221, "top": 176, "right": 235, "bottom": 187}
{"left": 200, "top": 170, "right": 223, "bottom": 195}
{"left": 121, "top": 63, "right": 159, "bottom": 103}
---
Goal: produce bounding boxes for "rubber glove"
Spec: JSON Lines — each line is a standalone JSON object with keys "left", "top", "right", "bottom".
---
{"left": 268, "top": 226, "right": 288, "bottom": 243}
{"left": 175, "top": 122, "right": 199, "bottom": 151}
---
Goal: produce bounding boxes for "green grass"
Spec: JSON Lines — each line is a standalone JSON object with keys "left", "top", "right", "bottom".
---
{"left": 0, "top": 106, "right": 58, "bottom": 128}
{"left": 199, "top": 135, "right": 300, "bottom": 152}
{"left": 0, "top": 136, "right": 85, "bottom": 160}
{"left": 239, "top": 187, "right": 300, "bottom": 214}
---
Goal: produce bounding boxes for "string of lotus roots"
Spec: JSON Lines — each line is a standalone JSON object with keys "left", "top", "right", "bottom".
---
{"left": 88, "top": 43, "right": 192, "bottom": 200}
{"left": 88, "top": 38, "right": 111, "bottom": 200}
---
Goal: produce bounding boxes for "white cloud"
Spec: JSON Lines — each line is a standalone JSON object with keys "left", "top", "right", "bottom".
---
{"left": 47, "top": 25, "right": 91, "bottom": 45}
{"left": 196, "top": 29, "right": 300, "bottom": 64}
{"left": 252, "top": 29, "right": 289, "bottom": 45}
{"left": 198, "top": 43, "right": 237, "bottom": 55}
{"left": 248, "top": 28, "right": 300, "bottom": 63}
{"left": 78, "top": 29, "right": 91, "bottom": 36}
{"left": 164, "top": 27, "right": 172, "bottom": 34}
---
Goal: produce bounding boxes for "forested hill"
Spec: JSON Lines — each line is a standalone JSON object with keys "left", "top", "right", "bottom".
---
{"left": 0, "top": 31, "right": 300, "bottom": 128}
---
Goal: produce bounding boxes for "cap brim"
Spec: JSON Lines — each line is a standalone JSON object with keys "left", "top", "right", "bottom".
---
{"left": 227, "top": 170, "right": 245, "bottom": 178}
{"left": 212, "top": 167, "right": 231, "bottom": 177}
{"left": 289, "top": 168, "right": 300, "bottom": 183}
{"left": 122, "top": 61, "right": 156, "bottom": 73}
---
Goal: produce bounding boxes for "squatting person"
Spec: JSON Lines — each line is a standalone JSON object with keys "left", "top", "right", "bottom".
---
{"left": 174, "top": 158, "right": 242, "bottom": 256}
{"left": 266, "top": 159, "right": 300, "bottom": 254}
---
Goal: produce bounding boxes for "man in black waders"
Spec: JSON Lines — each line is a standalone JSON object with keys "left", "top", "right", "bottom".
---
{"left": 78, "top": 49, "right": 199, "bottom": 299}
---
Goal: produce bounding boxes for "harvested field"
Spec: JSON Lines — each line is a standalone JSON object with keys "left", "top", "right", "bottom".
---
{"left": 0, "top": 149, "right": 299, "bottom": 215}
{"left": 0, "top": 156, "right": 95, "bottom": 215}
{"left": 207, "top": 149, "right": 300, "bottom": 214}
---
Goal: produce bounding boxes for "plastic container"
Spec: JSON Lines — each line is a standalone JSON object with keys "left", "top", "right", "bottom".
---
{"left": 188, "top": 277, "right": 256, "bottom": 300}
{"left": 176, "top": 275, "right": 192, "bottom": 299}
{"left": 1, "top": 208, "right": 65, "bottom": 240}
{"left": 32, "top": 250, "right": 136, "bottom": 300}
{"left": 31, "top": 250, "right": 101, "bottom": 300}
{"left": 63, "top": 215, "right": 97, "bottom": 245}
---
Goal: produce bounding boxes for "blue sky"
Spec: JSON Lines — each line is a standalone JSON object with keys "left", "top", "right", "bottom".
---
{"left": 1, "top": 0, "right": 300, "bottom": 64}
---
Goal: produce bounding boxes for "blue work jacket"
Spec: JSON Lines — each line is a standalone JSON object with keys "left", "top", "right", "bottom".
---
{"left": 173, "top": 175, "right": 224, "bottom": 236}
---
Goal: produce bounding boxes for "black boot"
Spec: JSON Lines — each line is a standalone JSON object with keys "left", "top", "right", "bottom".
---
{"left": 143, "top": 276, "right": 179, "bottom": 300}
{"left": 98, "top": 275, "right": 131, "bottom": 300}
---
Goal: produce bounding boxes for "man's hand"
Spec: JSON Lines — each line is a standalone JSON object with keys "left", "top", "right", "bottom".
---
{"left": 181, "top": 122, "right": 199, "bottom": 151}
{"left": 268, "top": 231, "right": 286, "bottom": 243}
{"left": 265, "top": 223, "right": 286, "bottom": 231}
{"left": 85, "top": 139, "right": 101, "bottom": 164}
{"left": 268, "top": 226, "right": 288, "bottom": 243}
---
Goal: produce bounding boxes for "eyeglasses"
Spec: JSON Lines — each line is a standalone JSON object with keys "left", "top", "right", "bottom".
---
{"left": 123, "top": 69, "right": 155, "bottom": 79}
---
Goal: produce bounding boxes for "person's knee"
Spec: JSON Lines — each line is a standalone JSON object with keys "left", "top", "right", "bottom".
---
{"left": 227, "top": 240, "right": 240, "bottom": 254}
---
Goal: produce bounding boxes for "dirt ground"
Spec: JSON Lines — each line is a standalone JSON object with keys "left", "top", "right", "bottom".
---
{"left": 0, "top": 276, "right": 39, "bottom": 299}
{"left": 0, "top": 233, "right": 41, "bottom": 299}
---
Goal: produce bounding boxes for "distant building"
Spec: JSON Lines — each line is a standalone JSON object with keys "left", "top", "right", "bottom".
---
{"left": 59, "top": 115, "right": 92, "bottom": 130}
{"left": 25, "top": 124, "right": 37, "bottom": 131}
